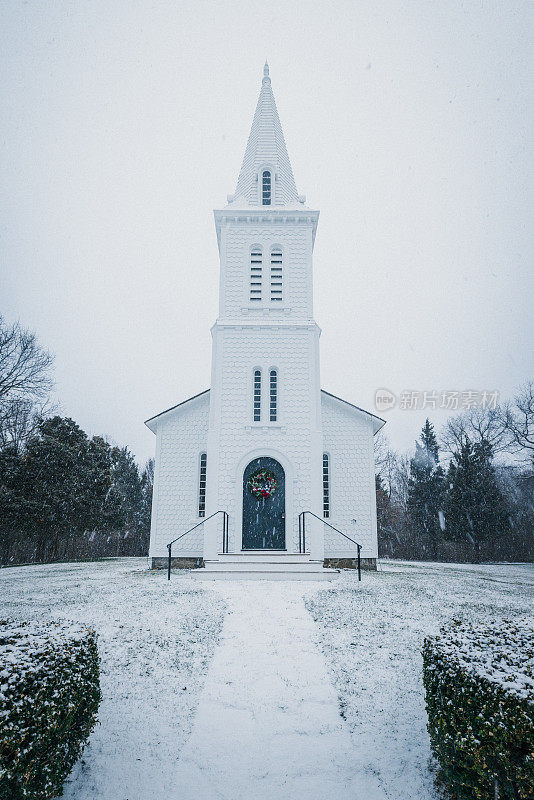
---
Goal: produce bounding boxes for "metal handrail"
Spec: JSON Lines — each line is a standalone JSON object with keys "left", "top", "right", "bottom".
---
{"left": 166, "top": 510, "right": 228, "bottom": 580}
{"left": 299, "top": 510, "right": 363, "bottom": 581}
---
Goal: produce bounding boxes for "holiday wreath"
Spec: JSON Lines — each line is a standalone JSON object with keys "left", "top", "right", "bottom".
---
{"left": 247, "top": 469, "right": 277, "bottom": 499}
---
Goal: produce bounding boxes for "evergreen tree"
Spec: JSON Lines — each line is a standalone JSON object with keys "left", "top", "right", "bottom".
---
{"left": 443, "top": 437, "right": 510, "bottom": 562}
{"left": 0, "top": 444, "right": 29, "bottom": 564}
{"left": 108, "top": 446, "right": 145, "bottom": 555}
{"left": 407, "top": 419, "right": 445, "bottom": 560}
{"left": 139, "top": 458, "right": 154, "bottom": 552}
{"left": 12, "top": 417, "right": 124, "bottom": 561}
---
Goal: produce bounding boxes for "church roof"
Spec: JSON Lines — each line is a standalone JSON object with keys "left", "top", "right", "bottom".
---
{"left": 233, "top": 63, "right": 299, "bottom": 207}
{"left": 144, "top": 389, "right": 210, "bottom": 432}
{"left": 145, "top": 389, "right": 385, "bottom": 434}
{"left": 321, "top": 390, "right": 386, "bottom": 434}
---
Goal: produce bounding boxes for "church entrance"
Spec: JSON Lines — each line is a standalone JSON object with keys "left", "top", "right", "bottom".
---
{"left": 242, "top": 457, "right": 285, "bottom": 549}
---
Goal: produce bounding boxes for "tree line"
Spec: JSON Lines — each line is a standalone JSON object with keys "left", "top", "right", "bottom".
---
{"left": 0, "top": 316, "right": 152, "bottom": 566}
{"left": 375, "top": 389, "right": 534, "bottom": 563}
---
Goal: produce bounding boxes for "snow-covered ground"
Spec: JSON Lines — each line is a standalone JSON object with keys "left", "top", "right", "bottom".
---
{"left": 0, "top": 558, "right": 225, "bottom": 799}
{"left": 0, "top": 559, "right": 532, "bottom": 800}
{"left": 173, "top": 580, "right": 386, "bottom": 800}
{"left": 306, "top": 560, "right": 534, "bottom": 800}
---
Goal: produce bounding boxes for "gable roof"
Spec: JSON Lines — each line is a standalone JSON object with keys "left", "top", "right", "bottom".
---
{"left": 144, "top": 389, "right": 210, "bottom": 433}
{"left": 321, "top": 390, "right": 386, "bottom": 435}
{"left": 145, "top": 388, "right": 385, "bottom": 435}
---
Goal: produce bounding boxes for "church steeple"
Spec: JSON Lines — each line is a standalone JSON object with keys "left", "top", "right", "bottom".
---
{"left": 233, "top": 63, "right": 299, "bottom": 207}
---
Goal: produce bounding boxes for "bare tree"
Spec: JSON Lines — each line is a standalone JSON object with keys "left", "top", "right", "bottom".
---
{"left": 393, "top": 453, "right": 412, "bottom": 510}
{"left": 0, "top": 316, "right": 54, "bottom": 403}
{"left": 440, "top": 407, "right": 508, "bottom": 456}
{"left": 0, "top": 397, "right": 57, "bottom": 453}
{"left": 0, "top": 316, "right": 55, "bottom": 451}
{"left": 374, "top": 430, "right": 400, "bottom": 497}
{"left": 502, "top": 381, "right": 534, "bottom": 462}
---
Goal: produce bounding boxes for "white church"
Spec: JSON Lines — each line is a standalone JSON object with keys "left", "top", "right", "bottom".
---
{"left": 146, "top": 64, "right": 384, "bottom": 578}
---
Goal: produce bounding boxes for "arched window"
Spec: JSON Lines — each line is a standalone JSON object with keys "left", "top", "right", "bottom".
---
{"left": 269, "top": 369, "right": 278, "bottom": 422}
{"left": 253, "top": 369, "right": 262, "bottom": 421}
{"left": 198, "top": 453, "right": 207, "bottom": 517}
{"left": 322, "top": 453, "right": 330, "bottom": 518}
{"left": 262, "top": 171, "right": 271, "bottom": 205}
{"left": 250, "top": 248, "right": 262, "bottom": 302}
{"left": 270, "top": 248, "right": 282, "bottom": 301}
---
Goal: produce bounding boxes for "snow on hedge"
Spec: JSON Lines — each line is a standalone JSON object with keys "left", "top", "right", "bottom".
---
{"left": 423, "top": 618, "right": 534, "bottom": 800}
{"left": 428, "top": 618, "right": 533, "bottom": 697}
{"left": 0, "top": 619, "right": 101, "bottom": 800}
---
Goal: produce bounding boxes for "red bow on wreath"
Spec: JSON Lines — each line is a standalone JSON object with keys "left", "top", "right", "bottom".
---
{"left": 248, "top": 469, "right": 277, "bottom": 499}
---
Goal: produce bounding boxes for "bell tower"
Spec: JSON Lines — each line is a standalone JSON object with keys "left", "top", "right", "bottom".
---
{"left": 146, "top": 63, "right": 380, "bottom": 575}
{"left": 204, "top": 64, "right": 324, "bottom": 559}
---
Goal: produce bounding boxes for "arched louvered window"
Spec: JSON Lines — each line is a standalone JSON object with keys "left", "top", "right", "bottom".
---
{"left": 322, "top": 453, "right": 330, "bottom": 518}
{"left": 262, "top": 171, "right": 271, "bottom": 205}
{"left": 269, "top": 370, "right": 278, "bottom": 422}
{"left": 198, "top": 453, "right": 207, "bottom": 517}
{"left": 253, "top": 370, "right": 262, "bottom": 421}
{"left": 270, "top": 248, "right": 282, "bottom": 301}
{"left": 250, "top": 248, "right": 262, "bottom": 302}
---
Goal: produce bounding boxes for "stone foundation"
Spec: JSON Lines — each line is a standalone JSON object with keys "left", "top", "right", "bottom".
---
{"left": 323, "top": 557, "right": 377, "bottom": 571}
{"left": 152, "top": 556, "right": 376, "bottom": 571}
{"left": 151, "top": 557, "right": 204, "bottom": 570}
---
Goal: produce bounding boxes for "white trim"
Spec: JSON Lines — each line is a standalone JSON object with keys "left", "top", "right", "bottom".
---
{"left": 213, "top": 209, "right": 320, "bottom": 253}
{"left": 245, "top": 423, "right": 285, "bottom": 432}
{"left": 240, "top": 306, "right": 293, "bottom": 315}
{"left": 145, "top": 389, "right": 210, "bottom": 432}
{"left": 213, "top": 321, "right": 321, "bottom": 332}
{"left": 320, "top": 390, "right": 386, "bottom": 434}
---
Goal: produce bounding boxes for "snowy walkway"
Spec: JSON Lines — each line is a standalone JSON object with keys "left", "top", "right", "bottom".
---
{"left": 175, "top": 580, "right": 385, "bottom": 800}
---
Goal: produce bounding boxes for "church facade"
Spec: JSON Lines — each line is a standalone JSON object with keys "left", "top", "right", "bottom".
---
{"left": 146, "top": 65, "right": 384, "bottom": 576}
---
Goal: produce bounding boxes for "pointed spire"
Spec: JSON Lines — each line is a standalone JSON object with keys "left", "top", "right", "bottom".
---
{"left": 234, "top": 64, "right": 298, "bottom": 206}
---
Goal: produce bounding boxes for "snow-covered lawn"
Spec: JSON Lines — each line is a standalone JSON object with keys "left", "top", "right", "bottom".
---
{"left": 306, "top": 560, "right": 534, "bottom": 800}
{"left": 0, "top": 558, "right": 225, "bottom": 799}
{"left": 0, "top": 559, "right": 531, "bottom": 800}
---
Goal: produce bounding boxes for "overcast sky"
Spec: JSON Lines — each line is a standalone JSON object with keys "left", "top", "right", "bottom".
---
{"left": 1, "top": 0, "right": 532, "bottom": 466}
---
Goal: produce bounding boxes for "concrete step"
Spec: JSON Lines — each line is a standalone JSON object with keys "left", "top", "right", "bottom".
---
{"left": 204, "top": 559, "right": 325, "bottom": 572}
{"left": 216, "top": 551, "right": 313, "bottom": 563}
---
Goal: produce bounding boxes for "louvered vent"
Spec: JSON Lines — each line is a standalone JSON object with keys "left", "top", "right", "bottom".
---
{"left": 250, "top": 248, "right": 262, "bottom": 302}
{"left": 270, "top": 248, "right": 282, "bottom": 302}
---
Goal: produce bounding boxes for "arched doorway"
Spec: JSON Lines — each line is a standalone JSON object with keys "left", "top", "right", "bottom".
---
{"left": 242, "top": 457, "right": 285, "bottom": 549}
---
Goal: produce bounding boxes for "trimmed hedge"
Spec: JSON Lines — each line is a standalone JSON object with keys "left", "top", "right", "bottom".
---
{"left": 423, "top": 619, "right": 534, "bottom": 800}
{"left": 0, "top": 620, "right": 101, "bottom": 800}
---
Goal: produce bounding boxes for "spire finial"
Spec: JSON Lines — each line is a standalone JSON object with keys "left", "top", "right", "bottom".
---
{"left": 262, "top": 61, "right": 271, "bottom": 86}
